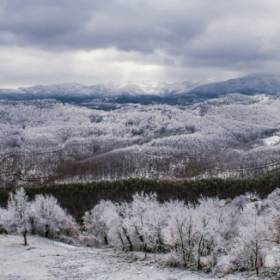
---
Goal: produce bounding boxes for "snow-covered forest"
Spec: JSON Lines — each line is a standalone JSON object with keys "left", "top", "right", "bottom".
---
{"left": 1, "top": 94, "right": 280, "bottom": 185}
{"left": 1, "top": 187, "right": 280, "bottom": 278}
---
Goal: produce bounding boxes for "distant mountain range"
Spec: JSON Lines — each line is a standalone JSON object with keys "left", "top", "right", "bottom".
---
{"left": 1, "top": 74, "right": 280, "bottom": 107}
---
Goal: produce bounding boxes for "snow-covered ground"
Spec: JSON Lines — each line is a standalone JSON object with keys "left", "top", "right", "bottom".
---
{"left": 0, "top": 235, "right": 252, "bottom": 280}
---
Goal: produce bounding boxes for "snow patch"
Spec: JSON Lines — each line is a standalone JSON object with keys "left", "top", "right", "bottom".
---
{"left": 263, "top": 136, "right": 280, "bottom": 146}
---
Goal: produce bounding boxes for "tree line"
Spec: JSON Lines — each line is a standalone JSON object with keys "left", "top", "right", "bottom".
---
{"left": 1, "top": 168, "right": 280, "bottom": 220}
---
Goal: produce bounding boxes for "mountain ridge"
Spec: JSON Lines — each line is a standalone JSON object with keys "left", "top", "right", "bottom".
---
{"left": 1, "top": 74, "right": 280, "bottom": 106}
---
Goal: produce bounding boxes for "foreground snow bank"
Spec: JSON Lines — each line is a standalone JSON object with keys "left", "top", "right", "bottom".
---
{"left": 0, "top": 235, "right": 251, "bottom": 280}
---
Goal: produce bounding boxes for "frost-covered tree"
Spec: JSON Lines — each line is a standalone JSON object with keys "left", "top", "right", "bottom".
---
{"left": 260, "top": 188, "right": 280, "bottom": 243}
{"left": 217, "top": 200, "right": 243, "bottom": 248}
{"left": 30, "top": 194, "right": 77, "bottom": 239}
{"left": 79, "top": 188, "right": 280, "bottom": 275}
{"left": 265, "top": 188, "right": 280, "bottom": 211}
{"left": 191, "top": 197, "right": 222, "bottom": 270}
{"left": 84, "top": 193, "right": 168, "bottom": 254}
{"left": 83, "top": 200, "right": 116, "bottom": 246}
{"left": 232, "top": 208, "right": 270, "bottom": 275}
{"left": 164, "top": 201, "right": 195, "bottom": 266}
{"left": 114, "top": 202, "right": 136, "bottom": 251}
{"left": 139, "top": 194, "right": 167, "bottom": 256}
{"left": 129, "top": 192, "right": 166, "bottom": 257}
{"left": 4, "top": 188, "right": 31, "bottom": 245}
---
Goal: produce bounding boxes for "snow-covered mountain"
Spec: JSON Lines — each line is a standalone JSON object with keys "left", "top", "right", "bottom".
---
{"left": 0, "top": 79, "right": 220, "bottom": 106}
{"left": 187, "top": 74, "right": 280, "bottom": 97}
{"left": 0, "top": 80, "right": 214, "bottom": 102}
{"left": 1, "top": 74, "right": 280, "bottom": 106}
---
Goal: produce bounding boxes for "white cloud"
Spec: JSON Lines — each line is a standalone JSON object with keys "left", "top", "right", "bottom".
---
{"left": 0, "top": 47, "right": 166, "bottom": 87}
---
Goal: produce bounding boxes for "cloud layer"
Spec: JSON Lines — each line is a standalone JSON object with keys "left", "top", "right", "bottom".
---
{"left": 1, "top": 0, "right": 280, "bottom": 87}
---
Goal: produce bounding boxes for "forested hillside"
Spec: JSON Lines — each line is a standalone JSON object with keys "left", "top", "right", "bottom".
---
{"left": 1, "top": 93, "right": 280, "bottom": 186}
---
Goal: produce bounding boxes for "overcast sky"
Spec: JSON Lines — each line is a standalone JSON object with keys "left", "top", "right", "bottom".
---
{"left": 1, "top": 0, "right": 280, "bottom": 88}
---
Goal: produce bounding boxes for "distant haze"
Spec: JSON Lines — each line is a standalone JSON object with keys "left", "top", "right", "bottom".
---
{"left": 1, "top": 1, "right": 280, "bottom": 88}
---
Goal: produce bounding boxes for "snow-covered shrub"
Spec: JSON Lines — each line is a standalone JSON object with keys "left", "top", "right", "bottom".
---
{"left": 89, "top": 114, "right": 103, "bottom": 123}
{"left": 214, "top": 255, "right": 236, "bottom": 277}
{"left": 165, "top": 251, "right": 185, "bottom": 267}
{"left": 79, "top": 235, "right": 100, "bottom": 247}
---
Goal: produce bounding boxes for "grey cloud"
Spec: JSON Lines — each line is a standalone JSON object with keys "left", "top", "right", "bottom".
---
{"left": 184, "top": 39, "right": 277, "bottom": 68}
{"left": 0, "top": 0, "right": 93, "bottom": 46}
{"left": 0, "top": 0, "right": 215, "bottom": 53}
{"left": 1, "top": 0, "right": 280, "bottom": 84}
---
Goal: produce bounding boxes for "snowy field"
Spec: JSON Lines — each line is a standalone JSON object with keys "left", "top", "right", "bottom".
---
{"left": 0, "top": 235, "right": 252, "bottom": 280}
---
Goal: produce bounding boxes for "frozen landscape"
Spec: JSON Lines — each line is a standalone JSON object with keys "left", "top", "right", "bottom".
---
{"left": 2, "top": 1, "right": 280, "bottom": 279}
